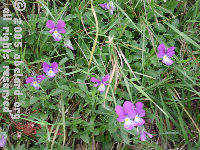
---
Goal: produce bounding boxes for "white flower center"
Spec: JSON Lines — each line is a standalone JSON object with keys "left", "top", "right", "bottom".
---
{"left": 33, "top": 81, "right": 38, "bottom": 86}
{"left": 47, "top": 69, "right": 55, "bottom": 77}
{"left": 134, "top": 115, "right": 141, "bottom": 122}
{"left": 124, "top": 117, "right": 132, "bottom": 125}
{"left": 98, "top": 83, "right": 105, "bottom": 92}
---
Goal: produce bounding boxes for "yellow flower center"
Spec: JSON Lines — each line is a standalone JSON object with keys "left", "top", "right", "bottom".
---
{"left": 54, "top": 30, "right": 58, "bottom": 34}
{"left": 49, "top": 70, "right": 53, "bottom": 73}
{"left": 33, "top": 81, "right": 37, "bottom": 85}
{"left": 135, "top": 116, "right": 139, "bottom": 119}
{"left": 163, "top": 55, "right": 167, "bottom": 59}
{"left": 125, "top": 118, "right": 129, "bottom": 122}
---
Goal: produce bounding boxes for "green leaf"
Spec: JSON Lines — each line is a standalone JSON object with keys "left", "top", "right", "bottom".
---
{"left": 80, "top": 133, "right": 90, "bottom": 143}
{"left": 30, "top": 97, "right": 39, "bottom": 105}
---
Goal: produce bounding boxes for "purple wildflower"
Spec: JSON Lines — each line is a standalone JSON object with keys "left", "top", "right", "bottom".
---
{"left": 99, "top": 1, "right": 115, "bottom": 15}
{"left": 137, "top": 128, "right": 153, "bottom": 141}
{"left": 115, "top": 101, "right": 136, "bottom": 130}
{"left": 42, "top": 62, "right": 58, "bottom": 78}
{"left": 64, "top": 39, "right": 74, "bottom": 50}
{"left": 46, "top": 20, "right": 66, "bottom": 41}
{"left": 0, "top": 135, "right": 6, "bottom": 147}
{"left": 26, "top": 74, "right": 45, "bottom": 90}
{"left": 90, "top": 74, "right": 110, "bottom": 93}
{"left": 157, "top": 43, "right": 175, "bottom": 66}
{"left": 131, "top": 102, "right": 146, "bottom": 126}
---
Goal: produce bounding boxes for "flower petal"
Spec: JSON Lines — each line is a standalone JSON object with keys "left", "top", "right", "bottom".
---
{"left": 91, "top": 77, "right": 100, "bottom": 83}
{"left": 52, "top": 32, "right": 62, "bottom": 41}
{"left": 56, "top": 20, "right": 66, "bottom": 33}
{"left": 157, "top": 43, "right": 166, "bottom": 58}
{"left": 166, "top": 46, "right": 175, "bottom": 58}
{"left": 49, "top": 28, "right": 55, "bottom": 34}
{"left": 124, "top": 120, "right": 135, "bottom": 130}
{"left": 26, "top": 77, "right": 34, "bottom": 84}
{"left": 136, "top": 102, "right": 143, "bottom": 110}
{"left": 64, "top": 39, "right": 74, "bottom": 50}
{"left": 0, "top": 136, "right": 6, "bottom": 147}
{"left": 47, "top": 71, "right": 56, "bottom": 78}
{"left": 36, "top": 74, "right": 45, "bottom": 83}
{"left": 162, "top": 56, "right": 173, "bottom": 66}
{"left": 145, "top": 131, "right": 153, "bottom": 139}
{"left": 98, "top": 84, "right": 106, "bottom": 93}
{"left": 31, "top": 82, "right": 40, "bottom": 90}
{"left": 137, "top": 109, "right": 145, "bottom": 117}
{"left": 99, "top": 3, "right": 110, "bottom": 10}
{"left": 51, "top": 62, "right": 58, "bottom": 73}
{"left": 42, "top": 62, "right": 50, "bottom": 73}
{"left": 140, "top": 131, "right": 147, "bottom": 141}
{"left": 133, "top": 118, "right": 145, "bottom": 126}
{"left": 115, "top": 106, "right": 126, "bottom": 120}
{"left": 123, "top": 101, "right": 136, "bottom": 118}
{"left": 101, "top": 74, "right": 110, "bottom": 82}
{"left": 46, "top": 20, "right": 55, "bottom": 29}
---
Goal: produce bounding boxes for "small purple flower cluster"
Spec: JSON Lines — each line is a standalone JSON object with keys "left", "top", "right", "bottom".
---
{"left": 157, "top": 43, "right": 175, "bottom": 66}
{"left": 26, "top": 62, "right": 58, "bottom": 90}
{"left": 46, "top": 19, "right": 74, "bottom": 50}
{"left": 90, "top": 74, "right": 110, "bottom": 93}
{"left": 115, "top": 101, "right": 153, "bottom": 141}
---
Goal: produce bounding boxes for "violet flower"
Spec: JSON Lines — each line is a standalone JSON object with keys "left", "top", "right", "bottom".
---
{"left": 0, "top": 135, "right": 6, "bottom": 147}
{"left": 26, "top": 74, "right": 45, "bottom": 90}
{"left": 137, "top": 128, "right": 153, "bottom": 141}
{"left": 46, "top": 20, "right": 66, "bottom": 41}
{"left": 132, "top": 102, "right": 146, "bottom": 126}
{"left": 115, "top": 101, "right": 136, "bottom": 130}
{"left": 99, "top": 1, "right": 115, "bottom": 15}
{"left": 91, "top": 74, "right": 110, "bottom": 93}
{"left": 42, "top": 62, "right": 58, "bottom": 78}
{"left": 64, "top": 39, "right": 74, "bottom": 50}
{"left": 157, "top": 43, "right": 175, "bottom": 66}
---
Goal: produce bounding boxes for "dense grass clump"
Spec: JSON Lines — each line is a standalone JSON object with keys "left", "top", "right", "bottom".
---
{"left": 0, "top": 0, "right": 199, "bottom": 149}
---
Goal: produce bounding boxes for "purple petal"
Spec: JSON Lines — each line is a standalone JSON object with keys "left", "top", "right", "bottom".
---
{"left": 47, "top": 71, "right": 56, "bottom": 78}
{"left": 98, "top": 84, "right": 106, "bottom": 93}
{"left": 52, "top": 33, "right": 62, "bottom": 41}
{"left": 26, "top": 77, "right": 34, "bottom": 84}
{"left": 0, "top": 136, "right": 6, "bottom": 147}
{"left": 140, "top": 131, "right": 147, "bottom": 141}
{"left": 31, "top": 81, "right": 40, "bottom": 90}
{"left": 56, "top": 20, "right": 66, "bottom": 33}
{"left": 133, "top": 118, "right": 145, "bottom": 126}
{"left": 46, "top": 20, "right": 55, "bottom": 29}
{"left": 136, "top": 102, "right": 143, "bottom": 110}
{"left": 42, "top": 62, "right": 50, "bottom": 73}
{"left": 36, "top": 74, "right": 45, "bottom": 83}
{"left": 99, "top": 3, "right": 110, "bottom": 10}
{"left": 51, "top": 62, "right": 58, "bottom": 73}
{"left": 124, "top": 120, "right": 135, "bottom": 130}
{"left": 162, "top": 57, "right": 173, "bottom": 66}
{"left": 166, "top": 46, "right": 175, "bottom": 58}
{"left": 137, "top": 109, "right": 145, "bottom": 117}
{"left": 94, "top": 83, "right": 100, "bottom": 87}
{"left": 49, "top": 28, "right": 55, "bottom": 34}
{"left": 101, "top": 74, "right": 110, "bottom": 82}
{"left": 57, "top": 28, "right": 66, "bottom": 34}
{"left": 91, "top": 77, "right": 100, "bottom": 83}
{"left": 145, "top": 131, "right": 153, "bottom": 138}
{"left": 123, "top": 101, "right": 136, "bottom": 119}
{"left": 136, "top": 102, "right": 145, "bottom": 117}
{"left": 115, "top": 106, "right": 126, "bottom": 120}
{"left": 117, "top": 117, "right": 125, "bottom": 122}
{"left": 157, "top": 43, "right": 166, "bottom": 58}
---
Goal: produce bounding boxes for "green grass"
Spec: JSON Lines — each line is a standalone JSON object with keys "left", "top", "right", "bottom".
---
{"left": 0, "top": 0, "right": 200, "bottom": 149}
